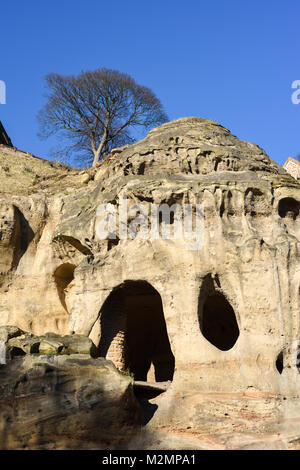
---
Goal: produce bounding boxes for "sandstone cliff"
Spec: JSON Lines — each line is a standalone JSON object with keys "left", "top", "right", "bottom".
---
{"left": 0, "top": 117, "right": 300, "bottom": 449}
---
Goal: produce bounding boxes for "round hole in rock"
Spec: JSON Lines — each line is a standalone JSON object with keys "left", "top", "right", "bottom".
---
{"left": 98, "top": 280, "right": 175, "bottom": 382}
{"left": 276, "top": 350, "right": 284, "bottom": 375}
{"left": 278, "top": 197, "right": 300, "bottom": 220}
{"left": 198, "top": 275, "right": 240, "bottom": 351}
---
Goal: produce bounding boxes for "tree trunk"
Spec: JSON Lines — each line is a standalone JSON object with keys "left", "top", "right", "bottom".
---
{"left": 92, "top": 129, "right": 108, "bottom": 167}
{"left": 92, "top": 146, "right": 102, "bottom": 167}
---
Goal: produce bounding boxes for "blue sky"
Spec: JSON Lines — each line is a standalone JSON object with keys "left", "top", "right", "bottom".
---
{"left": 0, "top": 0, "right": 299, "bottom": 167}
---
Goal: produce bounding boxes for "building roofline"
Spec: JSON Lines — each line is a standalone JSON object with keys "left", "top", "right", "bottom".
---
{"left": 283, "top": 156, "right": 300, "bottom": 167}
{"left": 0, "top": 121, "right": 13, "bottom": 147}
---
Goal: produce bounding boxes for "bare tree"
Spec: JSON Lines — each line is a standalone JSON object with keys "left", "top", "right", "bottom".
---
{"left": 37, "top": 68, "right": 169, "bottom": 167}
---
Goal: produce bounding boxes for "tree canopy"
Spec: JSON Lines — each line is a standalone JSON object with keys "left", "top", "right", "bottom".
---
{"left": 38, "top": 68, "right": 169, "bottom": 167}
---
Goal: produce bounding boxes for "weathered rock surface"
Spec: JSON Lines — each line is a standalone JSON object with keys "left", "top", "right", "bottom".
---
{"left": 0, "top": 331, "right": 141, "bottom": 449}
{"left": 0, "top": 326, "right": 97, "bottom": 359}
{"left": 0, "top": 117, "right": 300, "bottom": 449}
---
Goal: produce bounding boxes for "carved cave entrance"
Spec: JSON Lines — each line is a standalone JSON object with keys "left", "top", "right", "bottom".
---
{"left": 99, "top": 281, "right": 175, "bottom": 382}
{"left": 278, "top": 197, "right": 300, "bottom": 220}
{"left": 54, "top": 263, "right": 76, "bottom": 313}
{"left": 198, "top": 275, "right": 240, "bottom": 351}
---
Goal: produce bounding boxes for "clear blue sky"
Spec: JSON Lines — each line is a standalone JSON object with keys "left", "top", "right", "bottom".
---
{"left": 1, "top": 0, "right": 299, "bottom": 167}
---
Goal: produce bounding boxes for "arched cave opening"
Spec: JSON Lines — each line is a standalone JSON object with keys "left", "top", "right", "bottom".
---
{"left": 98, "top": 280, "right": 175, "bottom": 382}
{"left": 244, "top": 188, "right": 267, "bottom": 217}
{"left": 278, "top": 197, "right": 300, "bottom": 220}
{"left": 198, "top": 275, "right": 240, "bottom": 351}
{"left": 54, "top": 263, "right": 76, "bottom": 313}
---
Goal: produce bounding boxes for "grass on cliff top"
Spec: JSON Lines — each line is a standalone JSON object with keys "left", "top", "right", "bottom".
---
{"left": 0, "top": 145, "right": 99, "bottom": 196}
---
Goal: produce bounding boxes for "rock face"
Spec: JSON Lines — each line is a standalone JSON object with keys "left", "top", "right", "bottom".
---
{"left": 0, "top": 325, "right": 97, "bottom": 358}
{"left": 0, "top": 117, "right": 300, "bottom": 449}
{"left": 0, "top": 328, "right": 141, "bottom": 450}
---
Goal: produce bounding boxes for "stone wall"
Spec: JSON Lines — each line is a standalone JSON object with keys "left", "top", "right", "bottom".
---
{"left": 284, "top": 157, "right": 300, "bottom": 180}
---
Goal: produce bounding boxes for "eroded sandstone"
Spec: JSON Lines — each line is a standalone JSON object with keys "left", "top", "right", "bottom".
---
{"left": 0, "top": 327, "right": 141, "bottom": 449}
{"left": 0, "top": 117, "right": 300, "bottom": 449}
